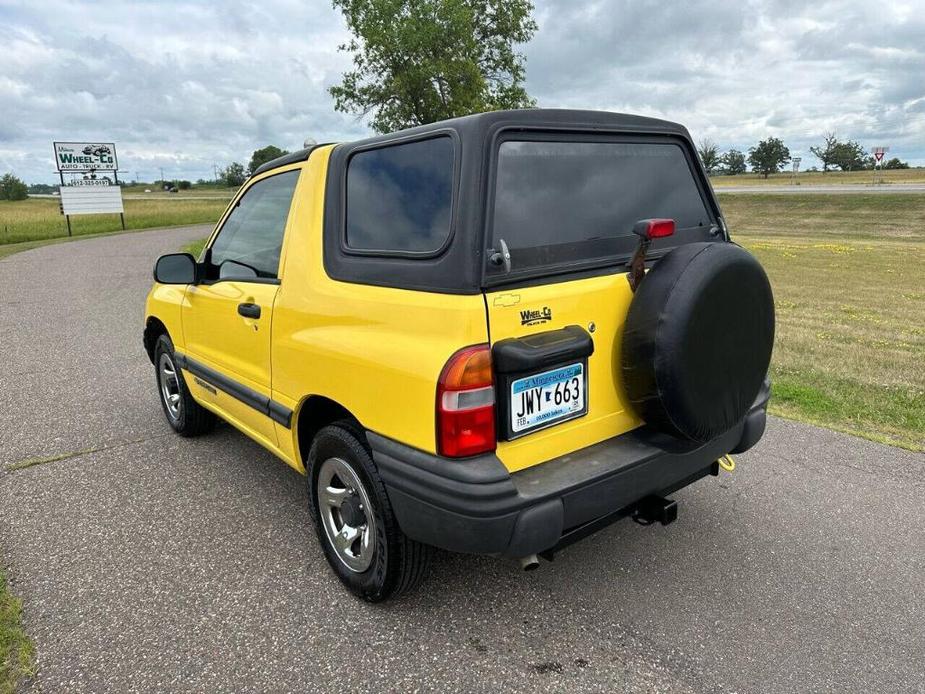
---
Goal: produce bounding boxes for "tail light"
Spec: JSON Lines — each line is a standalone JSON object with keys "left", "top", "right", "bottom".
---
{"left": 436, "top": 344, "right": 496, "bottom": 457}
{"left": 633, "top": 218, "right": 675, "bottom": 239}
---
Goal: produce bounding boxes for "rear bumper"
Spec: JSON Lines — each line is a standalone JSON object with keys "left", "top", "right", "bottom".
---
{"left": 371, "top": 380, "right": 770, "bottom": 558}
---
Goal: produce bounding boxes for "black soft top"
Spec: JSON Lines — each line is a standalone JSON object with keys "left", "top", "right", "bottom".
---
{"left": 266, "top": 109, "right": 719, "bottom": 295}
{"left": 342, "top": 108, "right": 693, "bottom": 149}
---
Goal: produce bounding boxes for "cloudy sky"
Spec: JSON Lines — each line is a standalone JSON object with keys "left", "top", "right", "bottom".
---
{"left": 1, "top": 0, "right": 923, "bottom": 183}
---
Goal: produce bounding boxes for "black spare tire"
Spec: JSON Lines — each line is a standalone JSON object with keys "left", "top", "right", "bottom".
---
{"left": 621, "top": 241, "right": 774, "bottom": 442}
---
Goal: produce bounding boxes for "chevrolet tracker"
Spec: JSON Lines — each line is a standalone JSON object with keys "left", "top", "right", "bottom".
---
{"left": 144, "top": 110, "right": 774, "bottom": 601}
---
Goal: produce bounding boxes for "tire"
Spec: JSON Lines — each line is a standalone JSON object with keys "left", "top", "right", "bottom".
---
{"left": 621, "top": 241, "right": 774, "bottom": 442}
{"left": 153, "top": 334, "right": 216, "bottom": 437}
{"left": 307, "top": 423, "right": 430, "bottom": 602}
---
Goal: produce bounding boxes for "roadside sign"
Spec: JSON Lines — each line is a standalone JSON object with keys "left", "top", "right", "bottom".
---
{"left": 872, "top": 146, "right": 889, "bottom": 164}
{"left": 53, "top": 142, "right": 119, "bottom": 173}
{"left": 59, "top": 186, "right": 124, "bottom": 215}
{"left": 792, "top": 157, "right": 801, "bottom": 173}
{"left": 52, "top": 139, "right": 125, "bottom": 236}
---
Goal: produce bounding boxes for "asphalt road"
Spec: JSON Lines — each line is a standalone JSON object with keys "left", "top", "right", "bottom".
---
{"left": 1, "top": 226, "right": 923, "bottom": 693}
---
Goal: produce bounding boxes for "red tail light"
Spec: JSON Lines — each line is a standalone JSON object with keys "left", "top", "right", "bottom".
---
{"left": 633, "top": 218, "right": 676, "bottom": 239}
{"left": 437, "top": 344, "right": 496, "bottom": 457}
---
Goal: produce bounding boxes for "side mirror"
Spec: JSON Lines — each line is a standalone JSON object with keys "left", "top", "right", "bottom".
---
{"left": 154, "top": 253, "right": 197, "bottom": 284}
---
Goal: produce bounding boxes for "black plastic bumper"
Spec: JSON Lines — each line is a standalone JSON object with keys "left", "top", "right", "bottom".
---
{"left": 370, "top": 380, "right": 770, "bottom": 558}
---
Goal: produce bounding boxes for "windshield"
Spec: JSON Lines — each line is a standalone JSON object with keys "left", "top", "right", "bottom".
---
{"left": 489, "top": 139, "right": 714, "bottom": 277}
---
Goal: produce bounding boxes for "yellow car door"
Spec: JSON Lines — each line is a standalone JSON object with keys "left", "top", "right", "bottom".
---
{"left": 180, "top": 168, "right": 301, "bottom": 447}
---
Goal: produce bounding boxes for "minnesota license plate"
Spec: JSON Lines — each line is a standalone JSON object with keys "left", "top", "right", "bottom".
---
{"left": 510, "top": 363, "right": 586, "bottom": 434}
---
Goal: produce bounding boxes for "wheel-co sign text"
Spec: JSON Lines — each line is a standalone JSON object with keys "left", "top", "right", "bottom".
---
{"left": 54, "top": 142, "right": 119, "bottom": 172}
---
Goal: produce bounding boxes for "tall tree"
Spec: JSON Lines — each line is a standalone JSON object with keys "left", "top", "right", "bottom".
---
{"left": 720, "top": 149, "right": 747, "bottom": 175}
{"left": 221, "top": 162, "right": 247, "bottom": 187}
{"left": 248, "top": 145, "right": 290, "bottom": 175}
{"left": 810, "top": 131, "right": 838, "bottom": 173}
{"left": 748, "top": 138, "right": 790, "bottom": 178}
{"left": 330, "top": 0, "right": 537, "bottom": 133}
{"left": 697, "top": 139, "right": 721, "bottom": 174}
{"left": 0, "top": 173, "right": 28, "bottom": 201}
{"left": 830, "top": 139, "right": 868, "bottom": 171}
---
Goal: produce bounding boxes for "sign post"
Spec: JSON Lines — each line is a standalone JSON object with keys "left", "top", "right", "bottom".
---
{"left": 871, "top": 146, "right": 889, "bottom": 185}
{"left": 53, "top": 141, "right": 125, "bottom": 234}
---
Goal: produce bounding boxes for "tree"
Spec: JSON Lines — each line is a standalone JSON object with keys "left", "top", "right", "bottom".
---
{"left": 830, "top": 139, "right": 867, "bottom": 171}
{"left": 720, "top": 149, "right": 747, "bottom": 175}
{"left": 697, "top": 139, "right": 720, "bottom": 174}
{"left": 0, "top": 173, "right": 29, "bottom": 201}
{"left": 330, "top": 0, "right": 537, "bottom": 133}
{"left": 810, "top": 131, "right": 838, "bottom": 172}
{"left": 221, "top": 162, "right": 246, "bottom": 187}
{"left": 748, "top": 137, "right": 790, "bottom": 178}
{"left": 248, "top": 145, "right": 289, "bottom": 175}
{"left": 883, "top": 157, "right": 910, "bottom": 170}
{"left": 178, "top": 180, "right": 192, "bottom": 190}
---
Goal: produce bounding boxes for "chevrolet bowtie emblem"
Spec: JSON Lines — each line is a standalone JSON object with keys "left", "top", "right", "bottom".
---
{"left": 492, "top": 293, "right": 521, "bottom": 307}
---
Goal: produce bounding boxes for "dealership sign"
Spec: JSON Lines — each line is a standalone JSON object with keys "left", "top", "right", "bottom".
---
{"left": 59, "top": 186, "right": 124, "bottom": 216}
{"left": 53, "top": 141, "right": 119, "bottom": 172}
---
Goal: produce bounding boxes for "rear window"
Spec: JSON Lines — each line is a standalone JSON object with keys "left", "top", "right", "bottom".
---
{"left": 346, "top": 136, "right": 454, "bottom": 253}
{"left": 490, "top": 139, "right": 713, "bottom": 274}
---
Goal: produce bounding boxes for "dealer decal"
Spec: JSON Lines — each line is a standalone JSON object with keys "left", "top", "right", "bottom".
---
{"left": 520, "top": 306, "right": 552, "bottom": 326}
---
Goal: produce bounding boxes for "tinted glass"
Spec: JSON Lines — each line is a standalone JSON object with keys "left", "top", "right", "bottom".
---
{"left": 346, "top": 136, "right": 454, "bottom": 252}
{"left": 155, "top": 253, "right": 196, "bottom": 284}
{"left": 491, "top": 141, "right": 712, "bottom": 271}
{"left": 209, "top": 170, "right": 300, "bottom": 279}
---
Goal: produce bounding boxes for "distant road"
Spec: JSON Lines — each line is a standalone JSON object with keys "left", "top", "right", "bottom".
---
{"left": 29, "top": 193, "right": 232, "bottom": 200}
{"left": 714, "top": 183, "right": 925, "bottom": 194}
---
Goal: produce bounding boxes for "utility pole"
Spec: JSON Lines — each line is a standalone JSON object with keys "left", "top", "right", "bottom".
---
{"left": 159, "top": 167, "right": 164, "bottom": 184}
{"left": 213, "top": 163, "right": 220, "bottom": 183}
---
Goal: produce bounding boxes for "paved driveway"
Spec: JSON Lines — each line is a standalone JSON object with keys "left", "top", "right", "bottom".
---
{"left": 1, "top": 226, "right": 923, "bottom": 693}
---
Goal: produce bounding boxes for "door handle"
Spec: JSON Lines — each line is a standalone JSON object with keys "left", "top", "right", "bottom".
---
{"left": 237, "top": 302, "right": 261, "bottom": 319}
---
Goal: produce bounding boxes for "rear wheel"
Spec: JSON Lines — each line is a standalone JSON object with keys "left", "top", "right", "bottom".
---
{"left": 307, "top": 423, "right": 430, "bottom": 602}
{"left": 154, "top": 334, "right": 216, "bottom": 437}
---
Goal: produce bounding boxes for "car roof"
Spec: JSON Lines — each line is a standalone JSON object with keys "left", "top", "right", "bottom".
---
{"left": 252, "top": 109, "right": 691, "bottom": 176}
{"left": 350, "top": 108, "right": 689, "bottom": 145}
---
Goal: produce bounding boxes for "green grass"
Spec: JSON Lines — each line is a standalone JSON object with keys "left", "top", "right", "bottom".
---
{"left": 122, "top": 186, "right": 236, "bottom": 199}
{"left": 710, "top": 167, "right": 925, "bottom": 187}
{"left": 182, "top": 238, "right": 208, "bottom": 258}
{"left": 0, "top": 566, "right": 35, "bottom": 694}
{"left": 720, "top": 193, "right": 925, "bottom": 450}
{"left": 0, "top": 197, "right": 228, "bottom": 245}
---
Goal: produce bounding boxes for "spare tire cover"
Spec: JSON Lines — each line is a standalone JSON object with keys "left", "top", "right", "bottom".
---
{"left": 621, "top": 241, "right": 774, "bottom": 442}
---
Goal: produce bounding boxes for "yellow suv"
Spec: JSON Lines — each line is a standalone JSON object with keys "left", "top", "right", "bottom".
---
{"left": 144, "top": 110, "right": 774, "bottom": 601}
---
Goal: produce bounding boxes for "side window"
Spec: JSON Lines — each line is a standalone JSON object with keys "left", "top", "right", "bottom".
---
{"left": 345, "top": 136, "right": 454, "bottom": 253}
{"left": 209, "top": 170, "right": 300, "bottom": 280}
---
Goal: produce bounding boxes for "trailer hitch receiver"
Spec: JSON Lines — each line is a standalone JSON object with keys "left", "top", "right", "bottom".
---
{"left": 632, "top": 495, "right": 678, "bottom": 526}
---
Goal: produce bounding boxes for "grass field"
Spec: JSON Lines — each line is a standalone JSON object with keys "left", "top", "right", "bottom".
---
{"left": 0, "top": 197, "right": 228, "bottom": 246}
{"left": 182, "top": 238, "right": 208, "bottom": 258}
{"left": 710, "top": 168, "right": 925, "bottom": 187}
{"left": 121, "top": 187, "right": 236, "bottom": 200}
{"left": 720, "top": 193, "right": 925, "bottom": 450}
{"left": 0, "top": 566, "right": 34, "bottom": 694}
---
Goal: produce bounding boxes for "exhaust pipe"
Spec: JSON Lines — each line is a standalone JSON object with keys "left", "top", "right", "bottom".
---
{"left": 518, "top": 554, "right": 540, "bottom": 571}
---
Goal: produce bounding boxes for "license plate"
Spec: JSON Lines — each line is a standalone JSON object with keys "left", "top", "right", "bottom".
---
{"left": 510, "top": 363, "right": 586, "bottom": 434}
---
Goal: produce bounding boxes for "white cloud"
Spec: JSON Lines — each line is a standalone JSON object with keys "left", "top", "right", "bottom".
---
{"left": 0, "top": 0, "right": 923, "bottom": 183}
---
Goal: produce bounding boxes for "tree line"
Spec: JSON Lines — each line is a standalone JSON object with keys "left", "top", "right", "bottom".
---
{"left": 698, "top": 133, "right": 910, "bottom": 178}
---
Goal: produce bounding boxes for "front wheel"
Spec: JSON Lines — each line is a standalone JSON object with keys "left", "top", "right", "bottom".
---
{"left": 153, "top": 334, "right": 216, "bottom": 437}
{"left": 307, "top": 424, "right": 430, "bottom": 602}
